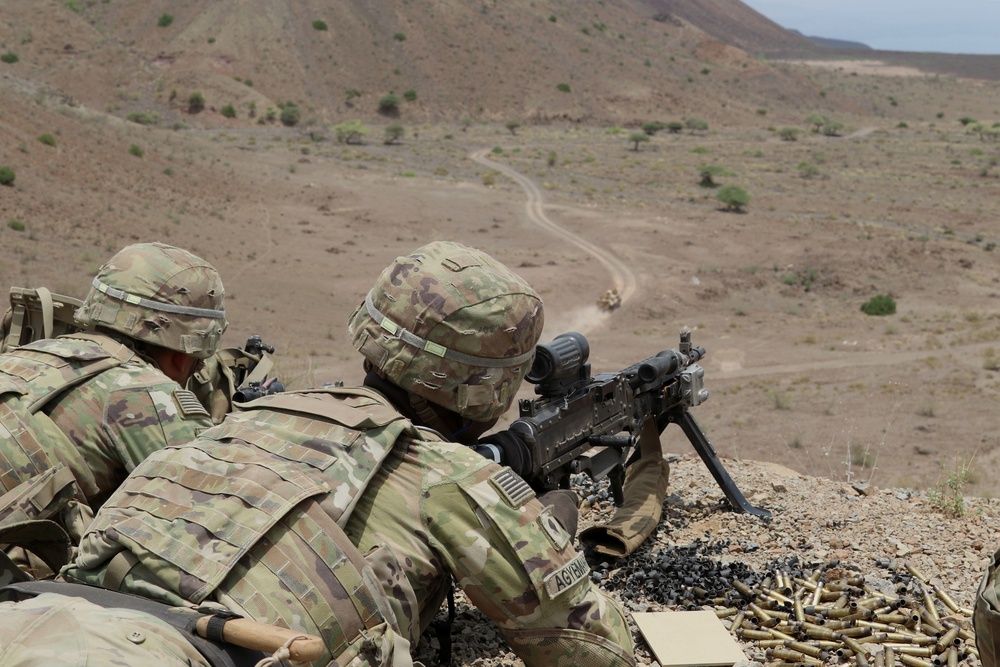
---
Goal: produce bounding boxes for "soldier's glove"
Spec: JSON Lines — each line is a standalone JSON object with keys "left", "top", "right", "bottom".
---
{"left": 473, "top": 430, "right": 532, "bottom": 479}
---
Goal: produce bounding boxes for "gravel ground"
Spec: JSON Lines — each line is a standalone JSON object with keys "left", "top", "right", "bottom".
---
{"left": 414, "top": 456, "right": 999, "bottom": 666}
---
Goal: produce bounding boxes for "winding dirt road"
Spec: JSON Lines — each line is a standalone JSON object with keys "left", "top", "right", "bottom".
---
{"left": 470, "top": 149, "right": 638, "bottom": 305}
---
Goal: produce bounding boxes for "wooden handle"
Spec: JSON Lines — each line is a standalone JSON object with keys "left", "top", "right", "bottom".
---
{"left": 195, "top": 616, "right": 325, "bottom": 663}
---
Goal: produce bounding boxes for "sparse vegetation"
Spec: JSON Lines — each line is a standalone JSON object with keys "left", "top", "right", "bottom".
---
{"left": 403, "top": 89, "right": 417, "bottom": 102}
{"left": 861, "top": 294, "right": 896, "bottom": 316}
{"left": 126, "top": 112, "right": 157, "bottom": 125}
{"left": 928, "top": 456, "right": 974, "bottom": 518}
{"left": 312, "top": 20, "right": 328, "bottom": 31}
{"left": 221, "top": 104, "right": 236, "bottom": 119}
{"left": 556, "top": 83, "right": 571, "bottom": 93}
{"left": 778, "top": 127, "right": 799, "bottom": 141}
{"left": 642, "top": 121, "right": 666, "bottom": 136}
{"left": 698, "top": 165, "right": 727, "bottom": 188}
{"left": 334, "top": 120, "right": 369, "bottom": 144}
{"left": 716, "top": 185, "right": 750, "bottom": 212}
{"left": 0, "top": 167, "right": 15, "bottom": 186}
{"left": 8, "top": 220, "right": 25, "bottom": 232}
{"left": 188, "top": 92, "right": 205, "bottom": 114}
{"left": 128, "top": 144, "right": 144, "bottom": 158}
{"left": 384, "top": 123, "right": 405, "bottom": 145}
{"left": 157, "top": 13, "right": 174, "bottom": 28}
{"left": 504, "top": 120, "right": 521, "bottom": 136}
{"left": 628, "top": 132, "right": 649, "bottom": 151}
{"left": 685, "top": 117, "right": 709, "bottom": 134}
{"left": 0, "top": 52, "right": 18, "bottom": 65}
{"left": 666, "top": 121, "right": 684, "bottom": 134}
{"left": 378, "top": 93, "right": 400, "bottom": 114}
{"left": 37, "top": 134, "right": 56, "bottom": 147}
{"left": 393, "top": 32, "right": 407, "bottom": 41}
{"left": 279, "top": 103, "right": 301, "bottom": 126}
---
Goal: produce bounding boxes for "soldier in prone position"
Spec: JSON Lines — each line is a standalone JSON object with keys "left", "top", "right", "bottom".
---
{"left": 0, "top": 243, "right": 227, "bottom": 569}
{"left": 0, "top": 241, "right": 635, "bottom": 666}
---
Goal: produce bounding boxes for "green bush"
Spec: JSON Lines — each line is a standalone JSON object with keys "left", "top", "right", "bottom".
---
{"left": 861, "top": 294, "right": 896, "bottom": 316}
{"left": 188, "top": 92, "right": 205, "bottom": 114}
{"left": 0, "top": 52, "right": 18, "bottom": 65}
{"left": 126, "top": 112, "right": 156, "bottom": 125}
{"left": 65, "top": 0, "right": 82, "bottom": 13}
{"left": 128, "top": 144, "right": 144, "bottom": 158}
{"left": 403, "top": 89, "right": 417, "bottom": 102}
{"left": 685, "top": 117, "right": 709, "bottom": 134}
{"left": 8, "top": 220, "right": 25, "bottom": 232}
{"left": 37, "top": 134, "right": 56, "bottom": 147}
{"left": 378, "top": 93, "right": 400, "bottom": 114}
{"left": 312, "top": 20, "right": 328, "bottom": 31}
{"left": 334, "top": 120, "right": 368, "bottom": 144}
{"left": 384, "top": 124, "right": 405, "bottom": 145}
{"left": 628, "top": 132, "right": 649, "bottom": 151}
{"left": 279, "top": 105, "right": 301, "bottom": 126}
{"left": 157, "top": 13, "right": 174, "bottom": 28}
{"left": 504, "top": 120, "right": 521, "bottom": 136}
{"left": 0, "top": 166, "right": 15, "bottom": 186}
{"left": 778, "top": 127, "right": 799, "bottom": 141}
{"left": 716, "top": 185, "right": 750, "bottom": 212}
{"left": 698, "top": 165, "right": 727, "bottom": 187}
{"left": 666, "top": 121, "right": 684, "bottom": 134}
{"left": 221, "top": 104, "right": 236, "bottom": 118}
{"left": 556, "top": 83, "right": 571, "bottom": 93}
{"left": 642, "top": 121, "right": 666, "bottom": 136}
{"left": 393, "top": 32, "right": 406, "bottom": 41}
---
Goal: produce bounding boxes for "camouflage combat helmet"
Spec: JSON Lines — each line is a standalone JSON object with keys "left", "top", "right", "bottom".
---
{"left": 75, "top": 242, "right": 227, "bottom": 358}
{"left": 349, "top": 241, "right": 544, "bottom": 422}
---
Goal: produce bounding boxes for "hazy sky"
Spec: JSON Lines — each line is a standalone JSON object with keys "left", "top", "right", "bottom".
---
{"left": 741, "top": 0, "right": 1000, "bottom": 55}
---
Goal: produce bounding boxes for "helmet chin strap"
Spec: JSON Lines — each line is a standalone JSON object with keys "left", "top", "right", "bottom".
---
{"left": 408, "top": 393, "right": 452, "bottom": 436}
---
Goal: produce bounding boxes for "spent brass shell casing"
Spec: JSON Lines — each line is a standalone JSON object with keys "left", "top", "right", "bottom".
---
{"left": 920, "top": 609, "right": 945, "bottom": 633}
{"left": 803, "top": 625, "right": 838, "bottom": 641}
{"left": 898, "top": 654, "right": 934, "bottom": 667}
{"left": 856, "top": 620, "right": 894, "bottom": 632}
{"left": 839, "top": 635, "right": 869, "bottom": 658}
{"left": 886, "top": 645, "right": 896, "bottom": 666}
{"left": 922, "top": 589, "right": 941, "bottom": 622}
{"left": 810, "top": 583, "right": 824, "bottom": 606}
{"left": 935, "top": 626, "right": 960, "bottom": 649}
{"left": 793, "top": 597, "right": 805, "bottom": 623}
{"left": 784, "top": 640, "right": 826, "bottom": 658}
{"left": 838, "top": 626, "right": 874, "bottom": 638}
{"left": 796, "top": 578, "right": 819, "bottom": 591}
{"left": 737, "top": 628, "right": 773, "bottom": 640}
{"left": 857, "top": 651, "right": 871, "bottom": 667}
{"left": 733, "top": 580, "right": 755, "bottom": 599}
{"left": 757, "top": 639, "right": 786, "bottom": 648}
{"left": 749, "top": 603, "right": 773, "bottom": 621}
{"left": 946, "top": 646, "right": 958, "bottom": 667}
{"left": 955, "top": 626, "right": 974, "bottom": 642}
{"left": 958, "top": 607, "right": 974, "bottom": 617}
{"left": 767, "top": 647, "right": 823, "bottom": 665}
{"left": 728, "top": 611, "right": 745, "bottom": 635}
{"left": 768, "top": 628, "right": 797, "bottom": 642}
{"left": 905, "top": 563, "right": 930, "bottom": 584}
{"left": 714, "top": 607, "right": 738, "bottom": 619}
{"left": 856, "top": 633, "right": 889, "bottom": 644}
{"left": 875, "top": 613, "right": 909, "bottom": 624}
{"left": 932, "top": 587, "right": 961, "bottom": 614}
{"left": 889, "top": 645, "right": 935, "bottom": 657}
{"left": 873, "top": 650, "right": 886, "bottom": 667}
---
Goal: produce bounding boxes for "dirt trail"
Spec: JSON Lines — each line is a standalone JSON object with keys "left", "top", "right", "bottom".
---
{"left": 470, "top": 149, "right": 638, "bottom": 306}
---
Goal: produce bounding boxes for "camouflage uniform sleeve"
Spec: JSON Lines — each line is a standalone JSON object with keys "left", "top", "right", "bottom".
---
{"left": 423, "top": 448, "right": 635, "bottom": 667}
{"left": 102, "top": 382, "right": 211, "bottom": 473}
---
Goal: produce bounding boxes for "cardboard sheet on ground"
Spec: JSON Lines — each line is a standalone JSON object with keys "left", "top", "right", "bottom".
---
{"left": 633, "top": 609, "right": 746, "bottom": 667}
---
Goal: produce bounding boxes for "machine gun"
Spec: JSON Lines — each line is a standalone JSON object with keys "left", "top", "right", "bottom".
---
{"left": 505, "top": 331, "right": 770, "bottom": 519}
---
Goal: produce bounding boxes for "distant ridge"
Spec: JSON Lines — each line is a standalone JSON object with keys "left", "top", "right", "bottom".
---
{"left": 789, "top": 30, "right": 872, "bottom": 51}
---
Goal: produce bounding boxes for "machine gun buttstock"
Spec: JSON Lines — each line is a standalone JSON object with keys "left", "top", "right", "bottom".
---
{"left": 669, "top": 408, "right": 772, "bottom": 520}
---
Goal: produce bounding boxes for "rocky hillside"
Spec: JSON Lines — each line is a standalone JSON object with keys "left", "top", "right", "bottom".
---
{"left": 0, "top": 0, "right": 854, "bottom": 129}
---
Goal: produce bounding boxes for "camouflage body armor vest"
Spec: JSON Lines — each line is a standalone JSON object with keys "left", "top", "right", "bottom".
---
{"left": 0, "top": 333, "right": 134, "bottom": 576}
{"left": 75, "top": 387, "right": 418, "bottom": 666}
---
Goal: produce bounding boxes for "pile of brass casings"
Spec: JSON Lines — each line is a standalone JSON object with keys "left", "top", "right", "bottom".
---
{"left": 718, "top": 561, "right": 976, "bottom": 666}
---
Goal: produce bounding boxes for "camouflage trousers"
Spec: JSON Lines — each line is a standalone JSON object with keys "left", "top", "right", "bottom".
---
{"left": 975, "top": 547, "right": 1000, "bottom": 667}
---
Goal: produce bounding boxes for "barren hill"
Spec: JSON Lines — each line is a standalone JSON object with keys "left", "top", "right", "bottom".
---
{"left": 1, "top": 0, "right": 861, "bottom": 128}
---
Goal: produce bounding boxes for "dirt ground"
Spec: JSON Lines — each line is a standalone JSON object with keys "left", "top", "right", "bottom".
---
{"left": 2, "top": 59, "right": 1000, "bottom": 500}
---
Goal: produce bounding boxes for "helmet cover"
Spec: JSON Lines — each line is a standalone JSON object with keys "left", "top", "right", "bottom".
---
{"left": 348, "top": 241, "right": 544, "bottom": 422}
{"left": 75, "top": 242, "right": 227, "bottom": 358}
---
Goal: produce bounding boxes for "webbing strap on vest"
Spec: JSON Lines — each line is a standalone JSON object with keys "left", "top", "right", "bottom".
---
{"left": 0, "top": 580, "right": 265, "bottom": 667}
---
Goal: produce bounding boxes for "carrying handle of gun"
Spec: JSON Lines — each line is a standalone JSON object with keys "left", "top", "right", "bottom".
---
{"left": 671, "top": 408, "right": 772, "bottom": 520}
{"left": 194, "top": 615, "right": 325, "bottom": 663}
